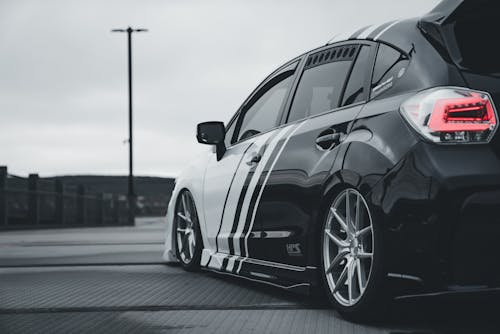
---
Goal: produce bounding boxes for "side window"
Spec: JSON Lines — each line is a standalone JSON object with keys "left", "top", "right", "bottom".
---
{"left": 287, "top": 45, "right": 356, "bottom": 123}
{"left": 371, "top": 43, "right": 409, "bottom": 99}
{"left": 341, "top": 45, "right": 371, "bottom": 106}
{"left": 236, "top": 72, "right": 294, "bottom": 142}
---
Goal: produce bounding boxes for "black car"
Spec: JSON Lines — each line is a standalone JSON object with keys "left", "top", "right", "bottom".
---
{"left": 163, "top": 0, "right": 500, "bottom": 319}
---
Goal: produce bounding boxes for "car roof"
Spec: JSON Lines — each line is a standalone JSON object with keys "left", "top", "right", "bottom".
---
{"left": 327, "top": 20, "right": 405, "bottom": 45}
{"left": 320, "top": 18, "right": 420, "bottom": 56}
{"left": 321, "top": 0, "right": 473, "bottom": 54}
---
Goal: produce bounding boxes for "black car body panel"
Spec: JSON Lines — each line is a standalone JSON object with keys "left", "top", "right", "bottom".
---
{"left": 370, "top": 140, "right": 500, "bottom": 287}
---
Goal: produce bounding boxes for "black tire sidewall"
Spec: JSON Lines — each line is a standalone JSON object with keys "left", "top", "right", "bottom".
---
{"left": 174, "top": 190, "right": 203, "bottom": 272}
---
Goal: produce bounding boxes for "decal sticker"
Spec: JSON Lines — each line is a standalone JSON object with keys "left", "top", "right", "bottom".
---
{"left": 237, "top": 120, "right": 307, "bottom": 274}
{"left": 397, "top": 67, "right": 406, "bottom": 78}
{"left": 230, "top": 126, "right": 291, "bottom": 259}
{"left": 371, "top": 76, "right": 393, "bottom": 98}
{"left": 286, "top": 243, "right": 302, "bottom": 257}
{"left": 211, "top": 120, "right": 307, "bottom": 273}
{"left": 215, "top": 144, "right": 256, "bottom": 256}
{"left": 357, "top": 24, "right": 379, "bottom": 39}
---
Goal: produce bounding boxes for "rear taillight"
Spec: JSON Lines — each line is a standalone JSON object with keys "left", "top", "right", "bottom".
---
{"left": 400, "top": 87, "right": 498, "bottom": 143}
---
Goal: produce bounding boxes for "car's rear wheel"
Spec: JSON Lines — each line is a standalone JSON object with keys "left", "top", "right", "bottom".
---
{"left": 174, "top": 190, "right": 202, "bottom": 271}
{"left": 320, "top": 188, "right": 387, "bottom": 320}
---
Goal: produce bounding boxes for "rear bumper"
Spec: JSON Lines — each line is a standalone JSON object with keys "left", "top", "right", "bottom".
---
{"left": 371, "top": 140, "right": 500, "bottom": 291}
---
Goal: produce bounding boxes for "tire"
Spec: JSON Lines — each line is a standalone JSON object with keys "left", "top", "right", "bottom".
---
{"left": 174, "top": 190, "right": 203, "bottom": 272}
{"left": 319, "top": 187, "right": 388, "bottom": 321}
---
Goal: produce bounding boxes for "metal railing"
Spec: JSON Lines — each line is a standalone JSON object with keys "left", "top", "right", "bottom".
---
{"left": 0, "top": 166, "right": 132, "bottom": 230}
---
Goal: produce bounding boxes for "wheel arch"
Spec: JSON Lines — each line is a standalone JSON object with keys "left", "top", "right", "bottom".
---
{"left": 308, "top": 161, "right": 387, "bottom": 270}
{"left": 307, "top": 170, "right": 361, "bottom": 270}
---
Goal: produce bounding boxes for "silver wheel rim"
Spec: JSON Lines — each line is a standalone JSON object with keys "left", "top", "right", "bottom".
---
{"left": 175, "top": 191, "right": 197, "bottom": 264}
{"left": 323, "top": 188, "right": 374, "bottom": 307}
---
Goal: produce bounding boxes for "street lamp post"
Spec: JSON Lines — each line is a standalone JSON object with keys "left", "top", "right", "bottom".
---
{"left": 111, "top": 26, "right": 148, "bottom": 226}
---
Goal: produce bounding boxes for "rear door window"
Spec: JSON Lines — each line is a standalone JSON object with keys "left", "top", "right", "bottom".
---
{"left": 287, "top": 45, "right": 357, "bottom": 122}
{"left": 371, "top": 44, "right": 409, "bottom": 99}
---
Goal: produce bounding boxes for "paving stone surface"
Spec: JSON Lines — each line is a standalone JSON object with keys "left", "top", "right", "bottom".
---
{"left": 0, "top": 219, "right": 499, "bottom": 333}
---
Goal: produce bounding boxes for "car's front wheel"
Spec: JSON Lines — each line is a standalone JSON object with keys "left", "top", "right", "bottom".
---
{"left": 320, "top": 187, "right": 387, "bottom": 320}
{"left": 174, "top": 190, "right": 202, "bottom": 271}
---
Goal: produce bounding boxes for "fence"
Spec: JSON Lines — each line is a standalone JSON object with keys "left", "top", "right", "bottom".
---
{"left": 0, "top": 167, "right": 132, "bottom": 230}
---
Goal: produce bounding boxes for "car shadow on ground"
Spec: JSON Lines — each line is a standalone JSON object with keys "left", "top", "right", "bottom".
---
{"left": 174, "top": 264, "right": 500, "bottom": 333}
{"left": 383, "top": 292, "right": 500, "bottom": 334}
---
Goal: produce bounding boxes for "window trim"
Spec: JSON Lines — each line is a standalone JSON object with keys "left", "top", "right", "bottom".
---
{"left": 364, "top": 42, "right": 379, "bottom": 101}
{"left": 223, "top": 112, "right": 239, "bottom": 148}
{"left": 284, "top": 100, "right": 366, "bottom": 127}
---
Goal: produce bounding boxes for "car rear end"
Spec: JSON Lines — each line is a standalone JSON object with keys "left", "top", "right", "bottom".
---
{"left": 420, "top": 0, "right": 500, "bottom": 289}
{"left": 371, "top": 0, "right": 500, "bottom": 292}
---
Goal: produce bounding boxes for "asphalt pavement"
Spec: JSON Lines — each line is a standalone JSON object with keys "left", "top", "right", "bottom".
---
{"left": 0, "top": 217, "right": 499, "bottom": 333}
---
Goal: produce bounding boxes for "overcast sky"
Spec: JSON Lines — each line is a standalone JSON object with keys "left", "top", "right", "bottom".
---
{"left": 0, "top": 0, "right": 440, "bottom": 177}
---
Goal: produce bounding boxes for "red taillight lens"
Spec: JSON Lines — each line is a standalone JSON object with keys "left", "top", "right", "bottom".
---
{"left": 429, "top": 94, "right": 496, "bottom": 132}
{"left": 400, "top": 88, "right": 498, "bottom": 143}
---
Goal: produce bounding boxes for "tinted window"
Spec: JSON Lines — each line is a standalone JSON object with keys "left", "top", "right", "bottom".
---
{"left": 341, "top": 46, "right": 371, "bottom": 106}
{"left": 237, "top": 73, "right": 293, "bottom": 142}
{"left": 288, "top": 61, "right": 351, "bottom": 122}
{"left": 371, "top": 44, "right": 409, "bottom": 98}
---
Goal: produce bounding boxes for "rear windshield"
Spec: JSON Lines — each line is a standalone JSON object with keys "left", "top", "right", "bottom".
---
{"left": 454, "top": 14, "right": 500, "bottom": 75}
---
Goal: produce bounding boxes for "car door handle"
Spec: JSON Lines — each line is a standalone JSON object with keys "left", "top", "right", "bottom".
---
{"left": 246, "top": 154, "right": 262, "bottom": 166}
{"left": 315, "top": 130, "right": 343, "bottom": 150}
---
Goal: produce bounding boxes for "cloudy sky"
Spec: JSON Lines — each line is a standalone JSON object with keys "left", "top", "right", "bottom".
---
{"left": 0, "top": 0, "right": 440, "bottom": 177}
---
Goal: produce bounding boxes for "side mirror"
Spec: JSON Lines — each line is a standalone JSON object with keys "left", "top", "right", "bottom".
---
{"left": 196, "top": 121, "right": 225, "bottom": 145}
{"left": 196, "top": 121, "right": 226, "bottom": 160}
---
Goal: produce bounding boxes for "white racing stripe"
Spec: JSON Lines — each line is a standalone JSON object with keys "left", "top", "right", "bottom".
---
{"left": 226, "top": 255, "right": 237, "bottom": 272}
{"left": 327, "top": 30, "right": 353, "bottom": 44}
{"left": 373, "top": 20, "right": 402, "bottom": 41}
{"left": 216, "top": 131, "right": 275, "bottom": 256}
{"left": 237, "top": 120, "right": 307, "bottom": 274}
{"left": 231, "top": 126, "right": 291, "bottom": 257}
{"left": 350, "top": 25, "right": 372, "bottom": 39}
{"left": 357, "top": 24, "right": 380, "bottom": 39}
{"left": 215, "top": 144, "right": 258, "bottom": 255}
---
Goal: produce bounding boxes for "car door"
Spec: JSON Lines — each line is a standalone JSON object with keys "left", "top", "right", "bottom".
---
{"left": 202, "top": 59, "right": 301, "bottom": 271}
{"left": 247, "top": 42, "right": 376, "bottom": 268}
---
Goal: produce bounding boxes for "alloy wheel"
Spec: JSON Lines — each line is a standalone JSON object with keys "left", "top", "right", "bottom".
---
{"left": 323, "top": 188, "right": 374, "bottom": 307}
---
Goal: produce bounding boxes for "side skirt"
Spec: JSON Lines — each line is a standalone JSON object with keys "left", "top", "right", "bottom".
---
{"left": 202, "top": 249, "right": 317, "bottom": 294}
